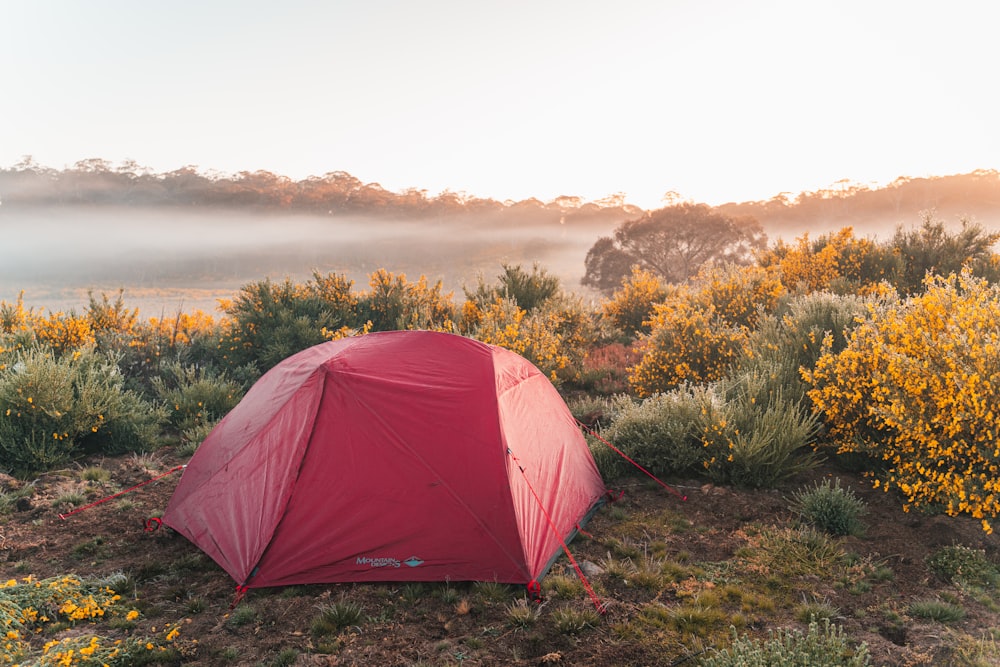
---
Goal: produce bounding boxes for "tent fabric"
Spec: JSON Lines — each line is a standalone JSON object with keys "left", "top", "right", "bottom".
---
{"left": 162, "top": 330, "right": 606, "bottom": 588}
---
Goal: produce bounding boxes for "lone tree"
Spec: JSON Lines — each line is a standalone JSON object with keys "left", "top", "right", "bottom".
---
{"left": 582, "top": 203, "right": 766, "bottom": 292}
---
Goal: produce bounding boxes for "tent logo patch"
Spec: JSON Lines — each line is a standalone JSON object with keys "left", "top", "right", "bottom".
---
{"left": 356, "top": 556, "right": 401, "bottom": 568}
{"left": 403, "top": 557, "right": 424, "bottom": 568}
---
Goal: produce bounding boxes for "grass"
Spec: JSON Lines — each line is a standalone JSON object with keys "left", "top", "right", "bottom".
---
{"left": 270, "top": 648, "right": 298, "bottom": 666}
{"left": 795, "top": 598, "right": 841, "bottom": 623}
{"left": 543, "top": 574, "right": 585, "bottom": 599}
{"left": 551, "top": 607, "right": 600, "bottom": 634}
{"left": 311, "top": 599, "right": 364, "bottom": 636}
{"left": 473, "top": 580, "right": 512, "bottom": 604}
{"left": 5, "top": 439, "right": 999, "bottom": 666}
{"left": 0, "top": 483, "right": 34, "bottom": 514}
{"left": 909, "top": 598, "right": 966, "bottom": 623}
{"left": 505, "top": 598, "right": 542, "bottom": 628}
{"left": 54, "top": 492, "right": 87, "bottom": 508}
{"left": 80, "top": 465, "right": 111, "bottom": 483}
{"left": 226, "top": 604, "right": 258, "bottom": 628}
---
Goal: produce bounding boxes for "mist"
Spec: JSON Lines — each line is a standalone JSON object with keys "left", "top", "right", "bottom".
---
{"left": 0, "top": 206, "right": 616, "bottom": 315}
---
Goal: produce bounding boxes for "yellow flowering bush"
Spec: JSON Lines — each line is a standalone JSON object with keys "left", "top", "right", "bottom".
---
{"left": 805, "top": 271, "right": 1000, "bottom": 533}
{"left": 31, "top": 312, "right": 96, "bottom": 356}
{"left": 0, "top": 292, "right": 33, "bottom": 334}
{"left": 601, "top": 266, "right": 668, "bottom": 336}
{"left": 358, "top": 269, "right": 456, "bottom": 332}
{"left": 84, "top": 290, "right": 139, "bottom": 346}
{"left": 629, "top": 298, "right": 747, "bottom": 396}
{"left": 758, "top": 227, "right": 890, "bottom": 295}
{"left": 1, "top": 575, "right": 181, "bottom": 666}
{"left": 627, "top": 264, "right": 785, "bottom": 397}
{"left": 142, "top": 309, "right": 218, "bottom": 354}
{"left": 468, "top": 298, "right": 572, "bottom": 384}
{"left": 694, "top": 263, "right": 785, "bottom": 330}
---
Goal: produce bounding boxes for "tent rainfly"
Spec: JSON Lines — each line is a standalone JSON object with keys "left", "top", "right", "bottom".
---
{"left": 162, "top": 330, "right": 607, "bottom": 591}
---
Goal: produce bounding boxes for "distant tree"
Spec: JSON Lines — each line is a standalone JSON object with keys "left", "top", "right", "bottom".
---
{"left": 582, "top": 203, "right": 766, "bottom": 293}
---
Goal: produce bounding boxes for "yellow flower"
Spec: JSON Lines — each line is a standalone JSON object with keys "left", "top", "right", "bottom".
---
{"left": 126, "top": 610, "right": 140, "bottom": 621}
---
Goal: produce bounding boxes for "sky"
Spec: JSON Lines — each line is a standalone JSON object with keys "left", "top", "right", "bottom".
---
{"left": 2, "top": 0, "right": 998, "bottom": 210}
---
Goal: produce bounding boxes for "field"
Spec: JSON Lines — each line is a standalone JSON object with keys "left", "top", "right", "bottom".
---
{"left": 2, "top": 448, "right": 998, "bottom": 666}
{"left": 4, "top": 212, "right": 1000, "bottom": 665}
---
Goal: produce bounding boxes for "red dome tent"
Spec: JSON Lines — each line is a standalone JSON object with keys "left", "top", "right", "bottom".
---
{"left": 162, "top": 330, "right": 606, "bottom": 591}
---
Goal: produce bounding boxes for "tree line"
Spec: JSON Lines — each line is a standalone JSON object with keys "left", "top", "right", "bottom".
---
{"left": 0, "top": 157, "right": 640, "bottom": 228}
{"left": 2, "top": 158, "right": 998, "bottom": 236}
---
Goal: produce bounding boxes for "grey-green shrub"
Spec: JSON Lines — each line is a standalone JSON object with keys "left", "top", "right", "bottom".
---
{"left": 743, "top": 291, "right": 867, "bottom": 405}
{"left": 594, "top": 371, "right": 818, "bottom": 488}
{"left": 790, "top": 478, "right": 867, "bottom": 536}
{"left": 700, "top": 619, "right": 870, "bottom": 666}
{"left": 0, "top": 347, "right": 164, "bottom": 475}
{"left": 926, "top": 545, "right": 999, "bottom": 588}
{"left": 593, "top": 388, "right": 712, "bottom": 478}
{"left": 701, "top": 371, "right": 820, "bottom": 488}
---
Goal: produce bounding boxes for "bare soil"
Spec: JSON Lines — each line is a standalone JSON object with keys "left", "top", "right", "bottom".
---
{"left": 2, "top": 449, "right": 998, "bottom": 666}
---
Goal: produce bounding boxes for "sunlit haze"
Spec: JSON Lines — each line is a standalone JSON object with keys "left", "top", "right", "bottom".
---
{"left": 2, "top": 1, "right": 998, "bottom": 210}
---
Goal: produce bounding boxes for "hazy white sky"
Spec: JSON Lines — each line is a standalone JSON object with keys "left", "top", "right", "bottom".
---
{"left": 2, "top": 0, "right": 997, "bottom": 209}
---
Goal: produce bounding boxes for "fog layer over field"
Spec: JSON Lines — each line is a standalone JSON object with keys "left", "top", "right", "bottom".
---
{"left": 1, "top": 206, "right": 615, "bottom": 315}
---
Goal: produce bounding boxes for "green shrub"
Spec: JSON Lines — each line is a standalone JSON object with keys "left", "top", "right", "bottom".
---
{"left": 888, "top": 215, "right": 1000, "bottom": 296}
{"left": 151, "top": 362, "right": 243, "bottom": 433}
{"left": 177, "top": 420, "right": 217, "bottom": 458}
{"left": 0, "top": 347, "right": 164, "bottom": 476}
{"left": 464, "top": 262, "right": 562, "bottom": 314}
{"left": 218, "top": 272, "right": 359, "bottom": 375}
{"left": 700, "top": 619, "right": 870, "bottom": 666}
{"left": 790, "top": 478, "right": 867, "bottom": 536}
